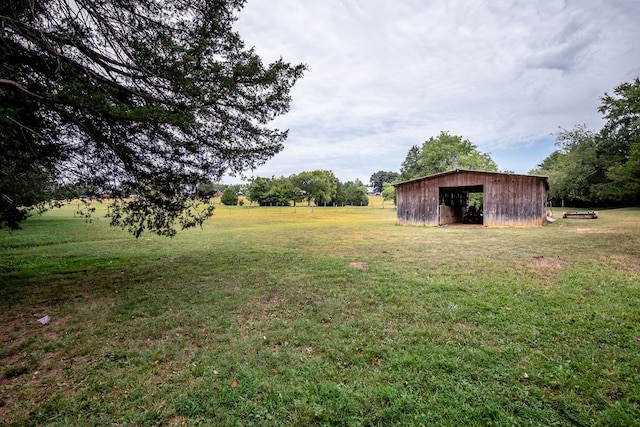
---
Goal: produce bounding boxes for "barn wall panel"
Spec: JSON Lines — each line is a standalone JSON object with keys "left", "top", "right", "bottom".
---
{"left": 396, "top": 170, "right": 549, "bottom": 227}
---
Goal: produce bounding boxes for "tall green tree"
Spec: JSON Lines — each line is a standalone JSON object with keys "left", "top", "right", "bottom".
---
{"left": 333, "top": 182, "right": 347, "bottom": 206}
{"left": 0, "top": 0, "right": 305, "bottom": 236}
{"left": 247, "top": 176, "right": 272, "bottom": 205}
{"left": 381, "top": 182, "right": 396, "bottom": 205}
{"left": 399, "top": 132, "right": 497, "bottom": 181}
{"left": 529, "top": 151, "right": 568, "bottom": 204}
{"left": 369, "top": 171, "right": 399, "bottom": 193}
{"left": 342, "top": 179, "right": 369, "bottom": 206}
{"left": 293, "top": 170, "right": 338, "bottom": 206}
{"left": 265, "top": 176, "right": 295, "bottom": 206}
{"left": 598, "top": 77, "right": 640, "bottom": 204}
{"left": 245, "top": 176, "right": 294, "bottom": 206}
{"left": 399, "top": 145, "right": 421, "bottom": 182}
{"left": 530, "top": 125, "right": 600, "bottom": 205}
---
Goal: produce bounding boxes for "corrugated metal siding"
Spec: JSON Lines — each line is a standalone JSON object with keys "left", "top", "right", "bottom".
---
{"left": 396, "top": 170, "right": 548, "bottom": 227}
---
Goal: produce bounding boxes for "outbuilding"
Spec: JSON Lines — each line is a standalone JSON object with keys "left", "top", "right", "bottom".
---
{"left": 394, "top": 169, "right": 549, "bottom": 227}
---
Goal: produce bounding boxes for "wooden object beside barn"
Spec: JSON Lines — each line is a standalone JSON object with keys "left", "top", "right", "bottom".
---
{"left": 562, "top": 211, "right": 599, "bottom": 219}
{"left": 394, "top": 169, "right": 550, "bottom": 227}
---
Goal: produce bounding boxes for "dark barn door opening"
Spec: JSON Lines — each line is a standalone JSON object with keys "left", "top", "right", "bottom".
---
{"left": 438, "top": 185, "right": 484, "bottom": 225}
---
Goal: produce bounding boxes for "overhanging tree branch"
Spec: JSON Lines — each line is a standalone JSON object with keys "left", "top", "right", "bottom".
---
{"left": 1, "top": 0, "right": 306, "bottom": 234}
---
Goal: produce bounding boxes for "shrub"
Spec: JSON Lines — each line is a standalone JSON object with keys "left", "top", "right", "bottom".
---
{"left": 220, "top": 188, "right": 238, "bottom": 206}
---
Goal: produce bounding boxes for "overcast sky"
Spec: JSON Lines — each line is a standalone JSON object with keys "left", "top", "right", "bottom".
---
{"left": 227, "top": 0, "right": 640, "bottom": 185}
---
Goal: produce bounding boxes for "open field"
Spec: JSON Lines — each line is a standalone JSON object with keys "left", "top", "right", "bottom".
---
{"left": 1, "top": 201, "right": 639, "bottom": 426}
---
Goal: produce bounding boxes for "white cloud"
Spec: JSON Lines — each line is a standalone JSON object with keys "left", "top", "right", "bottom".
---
{"left": 226, "top": 0, "right": 640, "bottom": 184}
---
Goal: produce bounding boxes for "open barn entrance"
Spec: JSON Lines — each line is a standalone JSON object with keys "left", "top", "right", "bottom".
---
{"left": 438, "top": 185, "right": 484, "bottom": 225}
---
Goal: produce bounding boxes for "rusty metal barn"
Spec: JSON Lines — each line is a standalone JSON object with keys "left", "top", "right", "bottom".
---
{"left": 394, "top": 169, "right": 550, "bottom": 227}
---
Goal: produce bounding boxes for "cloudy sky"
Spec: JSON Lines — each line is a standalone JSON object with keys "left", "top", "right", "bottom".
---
{"left": 227, "top": 0, "right": 640, "bottom": 185}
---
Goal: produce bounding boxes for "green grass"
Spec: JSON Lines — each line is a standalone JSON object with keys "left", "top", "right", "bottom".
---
{"left": 1, "top": 201, "right": 639, "bottom": 426}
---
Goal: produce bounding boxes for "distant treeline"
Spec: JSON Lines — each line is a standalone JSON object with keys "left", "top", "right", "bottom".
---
{"left": 242, "top": 170, "right": 369, "bottom": 207}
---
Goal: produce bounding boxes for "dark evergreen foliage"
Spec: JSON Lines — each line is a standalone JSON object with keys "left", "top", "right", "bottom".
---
{"left": 369, "top": 171, "right": 399, "bottom": 194}
{"left": 1, "top": 0, "right": 305, "bottom": 235}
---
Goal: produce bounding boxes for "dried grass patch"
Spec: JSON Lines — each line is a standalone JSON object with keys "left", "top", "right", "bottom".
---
{"left": 520, "top": 255, "right": 567, "bottom": 282}
{"left": 166, "top": 416, "right": 189, "bottom": 426}
{"left": 607, "top": 254, "right": 640, "bottom": 275}
{"left": 348, "top": 262, "right": 368, "bottom": 271}
{"left": 570, "top": 227, "right": 619, "bottom": 235}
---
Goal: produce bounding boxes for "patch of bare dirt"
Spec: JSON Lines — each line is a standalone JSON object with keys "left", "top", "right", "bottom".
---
{"left": 348, "top": 262, "right": 368, "bottom": 271}
{"left": 454, "top": 322, "right": 475, "bottom": 331}
{"left": 573, "top": 227, "right": 596, "bottom": 233}
{"left": 166, "top": 416, "right": 189, "bottom": 426}
{"left": 521, "top": 255, "right": 567, "bottom": 282}
{"left": 570, "top": 227, "right": 619, "bottom": 235}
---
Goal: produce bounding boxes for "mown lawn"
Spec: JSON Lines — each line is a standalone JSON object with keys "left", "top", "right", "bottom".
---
{"left": 1, "top": 202, "right": 639, "bottom": 426}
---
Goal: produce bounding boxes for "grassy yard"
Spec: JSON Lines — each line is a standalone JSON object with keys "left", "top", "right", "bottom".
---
{"left": 1, "top": 201, "right": 639, "bottom": 426}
